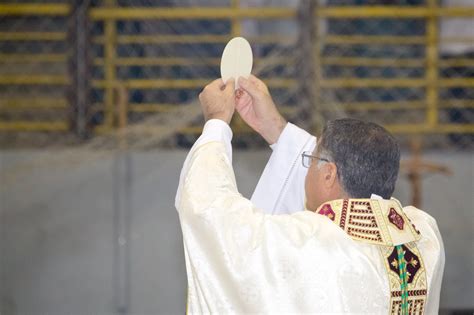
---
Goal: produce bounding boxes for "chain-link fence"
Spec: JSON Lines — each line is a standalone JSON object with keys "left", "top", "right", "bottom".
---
{"left": 1, "top": 0, "right": 473, "bottom": 206}
{"left": 0, "top": 2, "right": 71, "bottom": 147}
{"left": 0, "top": 0, "right": 472, "bottom": 150}
{"left": 310, "top": 0, "right": 474, "bottom": 150}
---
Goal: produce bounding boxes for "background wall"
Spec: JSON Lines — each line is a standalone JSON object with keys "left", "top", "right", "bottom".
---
{"left": 1, "top": 148, "right": 472, "bottom": 314}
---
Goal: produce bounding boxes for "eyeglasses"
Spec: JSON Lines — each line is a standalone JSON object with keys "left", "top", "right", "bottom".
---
{"left": 301, "top": 151, "right": 330, "bottom": 168}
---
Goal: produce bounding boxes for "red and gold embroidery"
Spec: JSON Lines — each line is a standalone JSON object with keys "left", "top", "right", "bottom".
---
{"left": 317, "top": 204, "right": 336, "bottom": 221}
{"left": 316, "top": 199, "right": 420, "bottom": 246}
{"left": 389, "top": 208, "right": 405, "bottom": 230}
{"left": 315, "top": 199, "right": 427, "bottom": 314}
{"left": 339, "top": 199, "right": 348, "bottom": 229}
{"left": 380, "top": 242, "right": 428, "bottom": 315}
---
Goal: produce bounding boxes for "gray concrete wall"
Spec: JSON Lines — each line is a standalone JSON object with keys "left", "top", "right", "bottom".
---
{"left": 1, "top": 149, "right": 472, "bottom": 314}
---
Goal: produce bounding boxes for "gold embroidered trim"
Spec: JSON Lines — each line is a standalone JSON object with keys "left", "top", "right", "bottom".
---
{"left": 315, "top": 198, "right": 421, "bottom": 246}
{"left": 315, "top": 198, "right": 428, "bottom": 314}
{"left": 379, "top": 243, "right": 428, "bottom": 314}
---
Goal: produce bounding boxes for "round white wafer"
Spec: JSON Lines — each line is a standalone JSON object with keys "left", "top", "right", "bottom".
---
{"left": 220, "top": 37, "right": 253, "bottom": 89}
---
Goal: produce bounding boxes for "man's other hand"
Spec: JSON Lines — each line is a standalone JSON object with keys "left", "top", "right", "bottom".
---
{"left": 236, "top": 75, "right": 287, "bottom": 145}
{"left": 199, "top": 78, "right": 236, "bottom": 124}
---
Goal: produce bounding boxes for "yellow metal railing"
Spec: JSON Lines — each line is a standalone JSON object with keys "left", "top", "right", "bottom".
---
{"left": 0, "top": 3, "right": 70, "bottom": 132}
{"left": 86, "top": 3, "right": 474, "bottom": 134}
{"left": 0, "top": 2, "right": 473, "bottom": 135}
{"left": 312, "top": 3, "right": 474, "bottom": 134}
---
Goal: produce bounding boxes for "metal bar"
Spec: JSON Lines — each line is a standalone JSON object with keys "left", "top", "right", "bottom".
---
{"left": 0, "top": 4, "right": 70, "bottom": 16}
{"left": 92, "top": 79, "right": 210, "bottom": 89}
{"left": 94, "top": 34, "right": 228, "bottom": 44}
{"left": 90, "top": 7, "right": 296, "bottom": 20}
{"left": 321, "top": 101, "right": 427, "bottom": 111}
{"left": 103, "top": 1, "right": 117, "bottom": 129}
{"left": 94, "top": 56, "right": 293, "bottom": 67}
{"left": 321, "top": 57, "right": 423, "bottom": 67}
{"left": 93, "top": 34, "right": 295, "bottom": 45}
{"left": 110, "top": 100, "right": 474, "bottom": 112}
{"left": 154, "top": 123, "right": 474, "bottom": 135}
{"left": 319, "top": 78, "right": 474, "bottom": 88}
{"left": 385, "top": 124, "right": 474, "bottom": 134}
{"left": 438, "top": 100, "right": 474, "bottom": 108}
{"left": 319, "top": 78, "right": 427, "bottom": 88}
{"left": 439, "top": 59, "right": 474, "bottom": 67}
{"left": 0, "top": 53, "right": 67, "bottom": 63}
{"left": 316, "top": 6, "right": 474, "bottom": 18}
{"left": 231, "top": 0, "right": 241, "bottom": 36}
{"left": 95, "top": 99, "right": 473, "bottom": 113}
{"left": 323, "top": 78, "right": 474, "bottom": 88}
{"left": 93, "top": 57, "right": 219, "bottom": 66}
{"left": 0, "top": 98, "right": 67, "bottom": 109}
{"left": 92, "top": 78, "right": 296, "bottom": 89}
{"left": 89, "top": 6, "right": 474, "bottom": 20}
{"left": 435, "top": 7, "right": 474, "bottom": 17}
{"left": 0, "top": 121, "right": 68, "bottom": 131}
{"left": 440, "top": 37, "right": 474, "bottom": 44}
{"left": 94, "top": 57, "right": 219, "bottom": 66}
{"left": 439, "top": 78, "right": 474, "bottom": 87}
{"left": 0, "top": 31, "right": 66, "bottom": 41}
{"left": 323, "top": 35, "right": 426, "bottom": 45}
{"left": 0, "top": 75, "right": 69, "bottom": 85}
{"left": 91, "top": 78, "right": 473, "bottom": 89}
{"left": 232, "top": 0, "right": 242, "bottom": 38}
{"left": 129, "top": 104, "right": 180, "bottom": 112}
{"left": 320, "top": 100, "right": 474, "bottom": 111}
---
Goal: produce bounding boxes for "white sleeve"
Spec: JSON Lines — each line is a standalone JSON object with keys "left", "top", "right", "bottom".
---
{"left": 193, "top": 118, "right": 233, "bottom": 162}
{"left": 251, "top": 123, "right": 316, "bottom": 215}
{"left": 175, "top": 119, "right": 232, "bottom": 209}
{"left": 424, "top": 216, "right": 446, "bottom": 315}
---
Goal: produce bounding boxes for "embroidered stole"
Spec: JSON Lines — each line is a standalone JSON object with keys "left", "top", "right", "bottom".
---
{"left": 315, "top": 199, "right": 428, "bottom": 315}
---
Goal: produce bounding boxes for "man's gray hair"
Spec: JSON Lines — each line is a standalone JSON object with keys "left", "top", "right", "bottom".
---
{"left": 319, "top": 118, "right": 400, "bottom": 199}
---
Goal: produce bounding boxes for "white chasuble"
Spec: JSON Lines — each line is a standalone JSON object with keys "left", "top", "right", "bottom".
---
{"left": 176, "top": 120, "right": 444, "bottom": 314}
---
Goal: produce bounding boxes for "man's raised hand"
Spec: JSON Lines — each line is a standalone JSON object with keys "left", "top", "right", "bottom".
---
{"left": 236, "top": 75, "right": 287, "bottom": 144}
{"left": 199, "top": 78, "right": 236, "bottom": 124}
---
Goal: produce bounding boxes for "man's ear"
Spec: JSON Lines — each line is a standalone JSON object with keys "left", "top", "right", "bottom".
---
{"left": 323, "top": 162, "right": 338, "bottom": 188}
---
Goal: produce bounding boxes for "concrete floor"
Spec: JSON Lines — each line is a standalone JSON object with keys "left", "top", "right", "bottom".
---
{"left": 1, "top": 148, "right": 473, "bottom": 314}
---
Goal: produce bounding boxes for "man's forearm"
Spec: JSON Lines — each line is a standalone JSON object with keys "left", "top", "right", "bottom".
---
{"left": 260, "top": 115, "right": 287, "bottom": 145}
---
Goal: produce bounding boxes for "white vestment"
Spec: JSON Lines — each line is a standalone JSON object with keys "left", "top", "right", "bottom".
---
{"left": 175, "top": 119, "right": 445, "bottom": 314}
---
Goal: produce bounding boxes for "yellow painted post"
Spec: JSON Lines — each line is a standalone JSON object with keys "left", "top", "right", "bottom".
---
{"left": 231, "top": 0, "right": 242, "bottom": 37}
{"left": 426, "top": 0, "right": 439, "bottom": 127}
{"left": 104, "top": 0, "right": 117, "bottom": 130}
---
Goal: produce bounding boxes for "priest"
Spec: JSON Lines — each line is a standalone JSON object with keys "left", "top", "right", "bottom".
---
{"left": 175, "top": 77, "right": 444, "bottom": 314}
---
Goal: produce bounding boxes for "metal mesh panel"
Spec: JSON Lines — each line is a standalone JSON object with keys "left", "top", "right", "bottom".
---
{"left": 1, "top": 1, "right": 472, "bottom": 149}
{"left": 0, "top": 2, "right": 71, "bottom": 146}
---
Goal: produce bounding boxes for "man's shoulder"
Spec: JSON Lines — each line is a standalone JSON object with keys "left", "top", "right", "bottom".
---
{"left": 403, "top": 206, "right": 444, "bottom": 251}
{"left": 403, "top": 205, "right": 439, "bottom": 228}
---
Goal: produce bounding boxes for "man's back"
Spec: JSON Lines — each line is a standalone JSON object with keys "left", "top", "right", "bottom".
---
{"left": 176, "top": 140, "right": 444, "bottom": 314}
